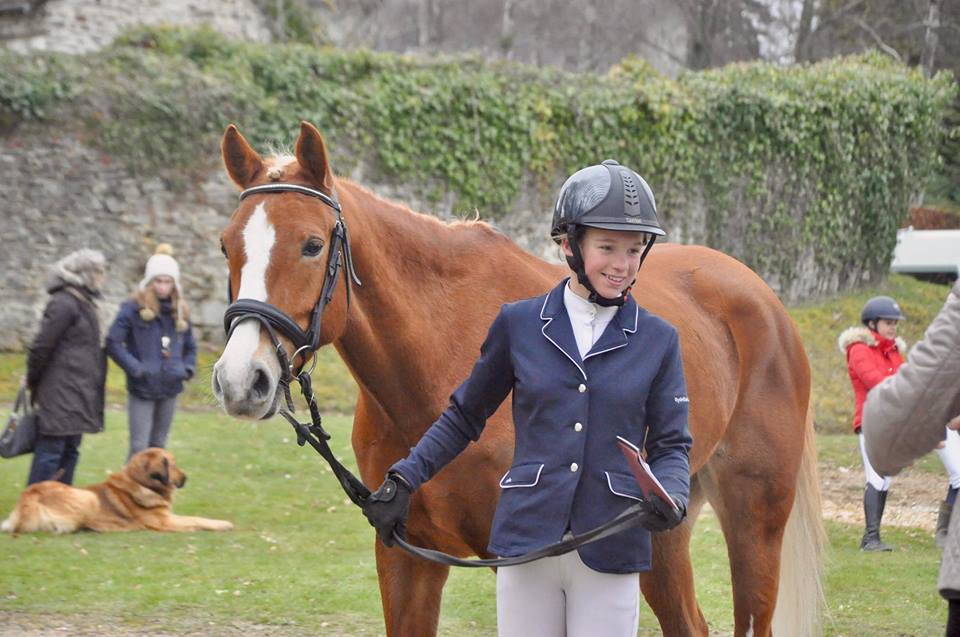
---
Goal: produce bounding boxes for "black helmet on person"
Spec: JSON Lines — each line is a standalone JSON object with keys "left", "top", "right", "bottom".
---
{"left": 551, "top": 160, "right": 665, "bottom": 306}
{"left": 860, "top": 296, "right": 905, "bottom": 327}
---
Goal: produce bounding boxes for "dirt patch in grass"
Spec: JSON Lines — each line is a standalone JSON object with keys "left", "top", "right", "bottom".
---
{"left": 0, "top": 611, "right": 359, "bottom": 637}
{"left": 820, "top": 463, "right": 947, "bottom": 533}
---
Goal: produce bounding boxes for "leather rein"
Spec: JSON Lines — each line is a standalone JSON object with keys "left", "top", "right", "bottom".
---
{"left": 222, "top": 182, "right": 655, "bottom": 568}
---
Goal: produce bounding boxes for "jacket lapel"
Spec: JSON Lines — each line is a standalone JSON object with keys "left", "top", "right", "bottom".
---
{"left": 540, "top": 282, "right": 587, "bottom": 379}
{"left": 584, "top": 295, "right": 638, "bottom": 361}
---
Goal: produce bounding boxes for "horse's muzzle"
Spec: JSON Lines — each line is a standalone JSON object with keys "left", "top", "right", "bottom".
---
{"left": 212, "top": 358, "right": 280, "bottom": 420}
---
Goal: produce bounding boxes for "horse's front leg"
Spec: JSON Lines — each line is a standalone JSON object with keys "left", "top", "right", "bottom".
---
{"left": 640, "top": 479, "right": 709, "bottom": 637}
{"left": 375, "top": 539, "right": 450, "bottom": 637}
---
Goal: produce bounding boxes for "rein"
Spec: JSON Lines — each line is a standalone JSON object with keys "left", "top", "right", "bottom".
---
{"left": 223, "top": 182, "right": 655, "bottom": 568}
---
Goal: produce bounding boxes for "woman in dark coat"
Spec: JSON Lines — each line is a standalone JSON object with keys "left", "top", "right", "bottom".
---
{"left": 106, "top": 244, "right": 197, "bottom": 462}
{"left": 26, "top": 249, "right": 107, "bottom": 485}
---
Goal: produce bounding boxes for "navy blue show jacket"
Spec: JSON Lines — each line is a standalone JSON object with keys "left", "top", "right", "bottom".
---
{"left": 391, "top": 279, "right": 692, "bottom": 574}
{"left": 106, "top": 300, "right": 197, "bottom": 401}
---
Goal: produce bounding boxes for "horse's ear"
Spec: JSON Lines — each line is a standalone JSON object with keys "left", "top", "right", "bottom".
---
{"left": 294, "top": 121, "right": 335, "bottom": 192}
{"left": 221, "top": 124, "right": 264, "bottom": 188}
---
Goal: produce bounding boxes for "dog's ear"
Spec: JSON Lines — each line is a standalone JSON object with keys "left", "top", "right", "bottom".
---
{"left": 149, "top": 457, "right": 170, "bottom": 486}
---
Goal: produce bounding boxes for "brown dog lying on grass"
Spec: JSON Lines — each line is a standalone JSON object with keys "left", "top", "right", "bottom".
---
{"left": 1, "top": 447, "right": 234, "bottom": 534}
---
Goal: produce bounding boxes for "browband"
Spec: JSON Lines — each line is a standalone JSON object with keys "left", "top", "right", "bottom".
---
{"left": 240, "top": 183, "right": 341, "bottom": 212}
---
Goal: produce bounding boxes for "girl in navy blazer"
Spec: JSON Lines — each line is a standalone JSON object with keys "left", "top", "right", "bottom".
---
{"left": 363, "top": 161, "right": 692, "bottom": 637}
{"left": 106, "top": 244, "right": 197, "bottom": 462}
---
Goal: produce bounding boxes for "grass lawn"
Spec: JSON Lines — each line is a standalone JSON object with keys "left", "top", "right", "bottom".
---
{"left": 0, "top": 409, "right": 948, "bottom": 636}
{"left": 0, "top": 273, "right": 954, "bottom": 634}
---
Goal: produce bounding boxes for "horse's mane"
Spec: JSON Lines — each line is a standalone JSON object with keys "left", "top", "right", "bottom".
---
{"left": 266, "top": 153, "right": 515, "bottom": 246}
{"left": 335, "top": 175, "right": 525, "bottom": 256}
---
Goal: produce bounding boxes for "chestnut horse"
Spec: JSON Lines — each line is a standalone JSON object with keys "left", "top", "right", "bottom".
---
{"left": 213, "top": 122, "right": 823, "bottom": 637}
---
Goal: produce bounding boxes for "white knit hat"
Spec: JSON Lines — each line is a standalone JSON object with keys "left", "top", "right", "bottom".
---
{"left": 139, "top": 244, "right": 181, "bottom": 291}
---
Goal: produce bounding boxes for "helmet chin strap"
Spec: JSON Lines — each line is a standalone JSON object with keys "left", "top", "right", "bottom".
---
{"left": 564, "top": 227, "right": 657, "bottom": 307}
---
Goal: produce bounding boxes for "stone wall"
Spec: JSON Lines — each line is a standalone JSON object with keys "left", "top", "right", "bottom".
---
{"left": 0, "top": 128, "right": 868, "bottom": 351}
{"left": 0, "top": 131, "right": 563, "bottom": 350}
{"left": 0, "top": 0, "right": 271, "bottom": 54}
{"left": 317, "top": 0, "right": 690, "bottom": 76}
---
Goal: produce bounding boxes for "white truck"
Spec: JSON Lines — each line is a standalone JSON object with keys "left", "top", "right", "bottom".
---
{"left": 890, "top": 227, "right": 960, "bottom": 283}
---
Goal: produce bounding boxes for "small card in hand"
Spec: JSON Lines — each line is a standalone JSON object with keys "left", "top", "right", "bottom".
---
{"left": 616, "top": 435, "right": 679, "bottom": 513}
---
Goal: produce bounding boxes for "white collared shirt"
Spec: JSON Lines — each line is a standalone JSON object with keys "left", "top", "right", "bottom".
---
{"left": 563, "top": 282, "right": 618, "bottom": 359}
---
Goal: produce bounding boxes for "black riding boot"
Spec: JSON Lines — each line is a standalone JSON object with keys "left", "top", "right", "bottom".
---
{"left": 936, "top": 500, "right": 953, "bottom": 549}
{"left": 861, "top": 484, "right": 894, "bottom": 552}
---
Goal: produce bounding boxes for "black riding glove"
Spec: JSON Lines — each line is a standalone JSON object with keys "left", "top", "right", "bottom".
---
{"left": 640, "top": 494, "right": 686, "bottom": 532}
{"left": 362, "top": 474, "right": 412, "bottom": 547}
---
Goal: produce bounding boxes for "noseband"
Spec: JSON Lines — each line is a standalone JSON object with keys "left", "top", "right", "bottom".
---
{"left": 222, "top": 183, "right": 362, "bottom": 390}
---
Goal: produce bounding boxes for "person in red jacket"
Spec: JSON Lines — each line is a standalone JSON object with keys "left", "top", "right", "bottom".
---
{"left": 838, "top": 296, "right": 906, "bottom": 551}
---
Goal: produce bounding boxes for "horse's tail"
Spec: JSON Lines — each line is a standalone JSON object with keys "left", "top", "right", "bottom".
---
{"left": 773, "top": 405, "right": 826, "bottom": 636}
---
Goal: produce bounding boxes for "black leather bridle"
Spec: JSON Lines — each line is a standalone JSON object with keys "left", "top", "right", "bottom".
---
{"left": 223, "top": 183, "right": 361, "bottom": 384}
{"left": 221, "top": 182, "right": 370, "bottom": 506}
{"left": 220, "top": 182, "right": 659, "bottom": 567}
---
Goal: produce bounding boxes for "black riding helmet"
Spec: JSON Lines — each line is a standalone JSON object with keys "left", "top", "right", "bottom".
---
{"left": 861, "top": 296, "right": 905, "bottom": 327}
{"left": 551, "top": 160, "right": 665, "bottom": 306}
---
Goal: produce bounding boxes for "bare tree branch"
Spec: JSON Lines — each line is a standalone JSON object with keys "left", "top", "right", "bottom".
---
{"left": 923, "top": 0, "right": 941, "bottom": 76}
{"left": 794, "top": 0, "right": 816, "bottom": 63}
{"left": 815, "top": 0, "right": 868, "bottom": 30}
{"left": 851, "top": 16, "right": 903, "bottom": 61}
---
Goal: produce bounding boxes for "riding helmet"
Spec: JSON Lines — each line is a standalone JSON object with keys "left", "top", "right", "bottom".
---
{"left": 551, "top": 160, "right": 664, "bottom": 306}
{"left": 551, "top": 160, "right": 665, "bottom": 243}
{"left": 860, "top": 296, "right": 905, "bottom": 326}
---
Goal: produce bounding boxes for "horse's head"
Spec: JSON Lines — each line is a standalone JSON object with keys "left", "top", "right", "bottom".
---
{"left": 213, "top": 122, "right": 356, "bottom": 419}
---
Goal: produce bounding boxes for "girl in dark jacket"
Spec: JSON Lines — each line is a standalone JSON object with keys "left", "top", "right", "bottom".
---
{"left": 361, "top": 161, "right": 692, "bottom": 637}
{"left": 106, "top": 244, "right": 197, "bottom": 461}
{"left": 26, "top": 249, "right": 107, "bottom": 485}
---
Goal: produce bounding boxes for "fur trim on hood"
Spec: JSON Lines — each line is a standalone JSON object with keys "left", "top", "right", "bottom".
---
{"left": 46, "top": 249, "right": 106, "bottom": 295}
{"left": 837, "top": 326, "right": 907, "bottom": 354}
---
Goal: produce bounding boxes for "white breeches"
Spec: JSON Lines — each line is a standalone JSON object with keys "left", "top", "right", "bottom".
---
{"left": 937, "top": 428, "right": 960, "bottom": 490}
{"left": 496, "top": 548, "right": 640, "bottom": 637}
{"left": 860, "top": 432, "right": 892, "bottom": 491}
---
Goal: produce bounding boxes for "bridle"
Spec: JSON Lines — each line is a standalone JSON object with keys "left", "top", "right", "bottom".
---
{"left": 220, "top": 182, "right": 660, "bottom": 567}
{"left": 223, "top": 183, "right": 361, "bottom": 389}
{"left": 221, "top": 182, "right": 370, "bottom": 506}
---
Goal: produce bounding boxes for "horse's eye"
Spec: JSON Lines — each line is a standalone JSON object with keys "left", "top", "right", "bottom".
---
{"left": 302, "top": 238, "right": 324, "bottom": 258}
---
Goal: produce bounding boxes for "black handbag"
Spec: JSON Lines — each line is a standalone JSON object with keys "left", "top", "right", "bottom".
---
{"left": 0, "top": 386, "right": 38, "bottom": 458}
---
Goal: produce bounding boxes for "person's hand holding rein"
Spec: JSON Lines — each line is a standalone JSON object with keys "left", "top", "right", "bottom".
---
{"left": 362, "top": 473, "right": 412, "bottom": 546}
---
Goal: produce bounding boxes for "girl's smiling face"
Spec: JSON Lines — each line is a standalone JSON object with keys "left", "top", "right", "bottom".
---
{"left": 562, "top": 228, "right": 646, "bottom": 300}
{"left": 874, "top": 318, "right": 899, "bottom": 341}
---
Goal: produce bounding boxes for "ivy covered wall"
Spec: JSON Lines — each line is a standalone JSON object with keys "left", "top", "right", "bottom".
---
{"left": 1, "top": 26, "right": 955, "bottom": 302}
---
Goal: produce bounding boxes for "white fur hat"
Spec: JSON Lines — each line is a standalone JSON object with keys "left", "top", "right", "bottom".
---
{"left": 139, "top": 244, "right": 181, "bottom": 291}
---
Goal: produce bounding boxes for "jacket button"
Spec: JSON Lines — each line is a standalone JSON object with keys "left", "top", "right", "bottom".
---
{"left": 578, "top": 384, "right": 587, "bottom": 393}
{"left": 574, "top": 422, "right": 583, "bottom": 432}
{"left": 570, "top": 463, "right": 579, "bottom": 472}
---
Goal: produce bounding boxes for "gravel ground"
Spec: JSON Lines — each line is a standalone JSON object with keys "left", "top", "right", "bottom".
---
{"left": 2, "top": 459, "right": 946, "bottom": 636}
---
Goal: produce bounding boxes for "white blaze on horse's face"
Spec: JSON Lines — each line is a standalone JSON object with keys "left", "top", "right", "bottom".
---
{"left": 212, "top": 203, "right": 283, "bottom": 419}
